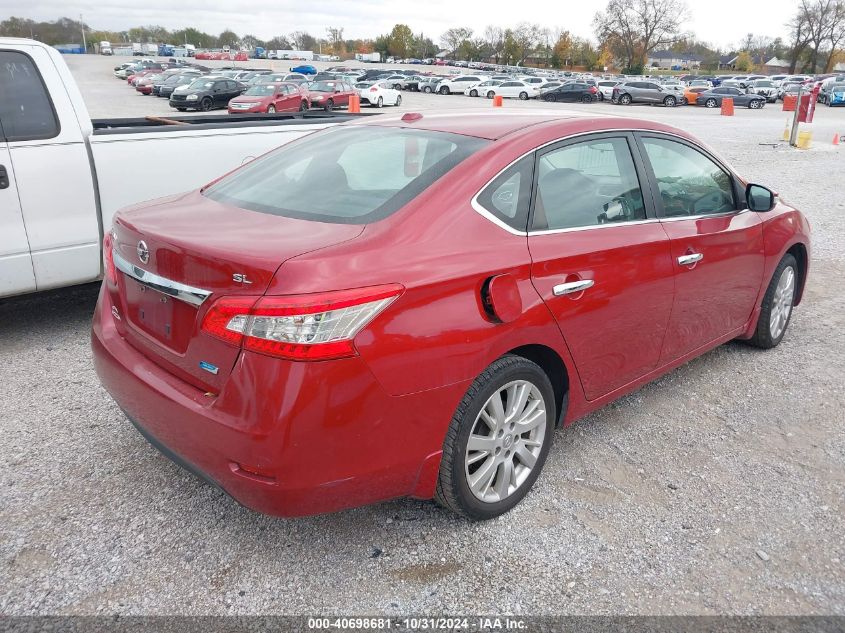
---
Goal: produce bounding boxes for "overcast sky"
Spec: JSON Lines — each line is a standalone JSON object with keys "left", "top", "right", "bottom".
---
{"left": 4, "top": 0, "right": 798, "bottom": 50}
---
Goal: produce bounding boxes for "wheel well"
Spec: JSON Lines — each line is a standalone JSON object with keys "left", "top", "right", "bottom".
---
{"left": 787, "top": 243, "right": 808, "bottom": 304}
{"left": 506, "top": 344, "right": 569, "bottom": 427}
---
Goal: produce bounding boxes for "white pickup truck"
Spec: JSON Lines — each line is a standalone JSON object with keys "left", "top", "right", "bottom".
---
{"left": 0, "top": 38, "right": 354, "bottom": 299}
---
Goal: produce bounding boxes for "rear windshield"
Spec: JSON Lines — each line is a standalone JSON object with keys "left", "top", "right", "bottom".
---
{"left": 204, "top": 126, "right": 488, "bottom": 224}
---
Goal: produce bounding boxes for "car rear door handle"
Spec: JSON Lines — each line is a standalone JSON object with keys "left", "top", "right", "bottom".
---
{"left": 0, "top": 165, "right": 8, "bottom": 189}
{"left": 553, "top": 279, "right": 594, "bottom": 296}
{"left": 678, "top": 253, "right": 704, "bottom": 266}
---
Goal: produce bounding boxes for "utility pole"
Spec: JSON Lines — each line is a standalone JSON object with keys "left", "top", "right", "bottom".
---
{"left": 79, "top": 14, "right": 88, "bottom": 53}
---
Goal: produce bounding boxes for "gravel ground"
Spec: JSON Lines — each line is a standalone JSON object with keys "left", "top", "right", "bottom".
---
{"left": 1, "top": 56, "right": 843, "bottom": 616}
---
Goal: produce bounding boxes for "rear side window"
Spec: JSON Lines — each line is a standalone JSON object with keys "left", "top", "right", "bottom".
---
{"left": 533, "top": 137, "right": 646, "bottom": 231}
{"left": 475, "top": 155, "right": 534, "bottom": 231}
{"left": 0, "top": 50, "right": 60, "bottom": 141}
{"left": 204, "top": 126, "right": 488, "bottom": 224}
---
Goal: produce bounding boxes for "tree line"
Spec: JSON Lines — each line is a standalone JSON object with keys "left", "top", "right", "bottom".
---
{"left": 2, "top": 0, "right": 843, "bottom": 73}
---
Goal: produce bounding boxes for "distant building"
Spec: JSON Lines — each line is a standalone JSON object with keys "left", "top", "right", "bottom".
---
{"left": 762, "top": 57, "right": 791, "bottom": 74}
{"left": 647, "top": 50, "right": 703, "bottom": 69}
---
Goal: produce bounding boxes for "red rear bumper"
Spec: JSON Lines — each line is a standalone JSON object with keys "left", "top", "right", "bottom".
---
{"left": 91, "top": 285, "right": 465, "bottom": 517}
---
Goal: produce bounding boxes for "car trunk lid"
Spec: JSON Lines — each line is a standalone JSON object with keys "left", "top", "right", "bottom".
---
{"left": 108, "top": 191, "right": 363, "bottom": 392}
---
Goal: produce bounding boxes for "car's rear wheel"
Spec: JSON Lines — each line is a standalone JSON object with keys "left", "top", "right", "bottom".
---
{"left": 324, "top": 99, "right": 334, "bottom": 112}
{"left": 519, "top": 91, "right": 529, "bottom": 100}
{"left": 747, "top": 254, "right": 798, "bottom": 349}
{"left": 199, "top": 97, "right": 212, "bottom": 111}
{"left": 376, "top": 96, "right": 383, "bottom": 108}
{"left": 439, "top": 86, "right": 450, "bottom": 95}
{"left": 663, "top": 95, "right": 677, "bottom": 107}
{"left": 619, "top": 93, "right": 632, "bottom": 105}
{"left": 705, "top": 98, "right": 718, "bottom": 108}
{"left": 423, "top": 85, "right": 433, "bottom": 93}
{"left": 395, "top": 95, "right": 402, "bottom": 106}
{"left": 581, "top": 94, "right": 593, "bottom": 103}
{"left": 435, "top": 355, "right": 555, "bottom": 521}
{"left": 543, "top": 94, "right": 556, "bottom": 102}
{"left": 470, "top": 89, "right": 478, "bottom": 97}
{"left": 393, "top": 83, "right": 401, "bottom": 91}
{"left": 749, "top": 99, "right": 762, "bottom": 109}
{"left": 487, "top": 91, "right": 495, "bottom": 99}
{"left": 267, "top": 104, "right": 276, "bottom": 113}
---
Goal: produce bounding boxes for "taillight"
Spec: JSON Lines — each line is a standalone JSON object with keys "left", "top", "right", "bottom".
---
{"left": 201, "top": 284, "right": 404, "bottom": 361}
{"left": 369, "top": 87, "right": 378, "bottom": 92}
{"left": 103, "top": 231, "right": 118, "bottom": 286}
{"left": 589, "top": 86, "right": 598, "bottom": 93}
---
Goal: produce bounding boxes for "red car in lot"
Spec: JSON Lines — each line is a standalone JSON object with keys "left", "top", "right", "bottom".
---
{"left": 306, "top": 79, "right": 356, "bottom": 111}
{"left": 227, "top": 82, "right": 310, "bottom": 113}
{"left": 92, "top": 112, "right": 810, "bottom": 520}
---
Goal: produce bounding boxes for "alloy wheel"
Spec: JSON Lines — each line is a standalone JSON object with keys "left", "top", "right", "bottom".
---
{"left": 769, "top": 266, "right": 795, "bottom": 340}
{"left": 464, "top": 380, "right": 547, "bottom": 503}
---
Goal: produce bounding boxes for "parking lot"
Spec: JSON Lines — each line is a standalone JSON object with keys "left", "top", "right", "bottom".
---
{"left": 1, "top": 54, "right": 844, "bottom": 616}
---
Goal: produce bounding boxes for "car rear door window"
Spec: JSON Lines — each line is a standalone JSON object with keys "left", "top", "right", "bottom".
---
{"left": 532, "top": 137, "right": 646, "bottom": 231}
{"left": 641, "top": 137, "right": 735, "bottom": 217}
{"left": 0, "top": 50, "right": 60, "bottom": 141}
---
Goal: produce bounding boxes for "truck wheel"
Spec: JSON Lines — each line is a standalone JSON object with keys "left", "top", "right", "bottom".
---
{"left": 200, "top": 98, "right": 212, "bottom": 112}
{"left": 435, "top": 355, "right": 555, "bottom": 521}
{"left": 267, "top": 104, "right": 276, "bottom": 113}
{"left": 324, "top": 99, "right": 334, "bottom": 112}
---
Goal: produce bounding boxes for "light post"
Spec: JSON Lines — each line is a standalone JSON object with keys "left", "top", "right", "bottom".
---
{"left": 79, "top": 14, "right": 87, "bottom": 53}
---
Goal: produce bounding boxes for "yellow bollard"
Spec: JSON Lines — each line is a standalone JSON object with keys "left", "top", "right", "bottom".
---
{"left": 797, "top": 130, "right": 812, "bottom": 149}
{"left": 782, "top": 120, "right": 790, "bottom": 141}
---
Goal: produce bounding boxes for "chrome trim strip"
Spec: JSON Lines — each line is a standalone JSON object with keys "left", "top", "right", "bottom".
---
{"left": 527, "top": 217, "right": 660, "bottom": 237}
{"left": 470, "top": 127, "right": 740, "bottom": 237}
{"left": 113, "top": 248, "right": 212, "bottom": 307}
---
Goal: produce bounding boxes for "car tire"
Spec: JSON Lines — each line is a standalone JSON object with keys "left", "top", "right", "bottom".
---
{"left": 519, "top": 91, "right": 528, "bottom": 100}
{"left": 746, "top": 254, "right": 798, "bottom": 349}
{"left": 324, "top": 99, "right": 334, "bottom": 112}
{"left": 395, "top": 95, "right": 402, "bottom": 106}
{"left": 423, "top": 85, "right": 433, "bottom": 93}
{"left": 749, "top": 99, "right": 762, "bottom": 109}
{"left": 619, "top": 93, "right": 632, "bottom": 105}
{"left": 439, "top": 86, "right": 450, "bottom": 95}
{"left": 435, "top": 355, "right": 556, "bottom": 521}
{"left": 705, "top": 98, "right": 718, "bottom": 108}
{"left": 267, "top": 104, "right": 276, "bottom": 113}
{"left": 393, "top": 84, "right": 401, "bottom": 91}
{"left": 470, "top": 89, "right": 478, "bottom": 97}
{"left": 663, "top": 96, "right": 676, "bottom": 107}
{"left": 599, "top": 93, "right": 604, "bottom": 101}
{"left": 581, "top": 94, "right": 593, "bottom": 103}
{"left": 542, "top": 94, "right": 555, "bottom": 102}
{"left": 199, "top": 98, "right": 212, "bottom": 112}
{"left": 487, "top": 91, "right": 495, "bottom": 99}
{"left": 375, "top": 96, "right": 383, "bottom": 108}
{"left": 299, "top": 100, "right": 308, "bottom": 111}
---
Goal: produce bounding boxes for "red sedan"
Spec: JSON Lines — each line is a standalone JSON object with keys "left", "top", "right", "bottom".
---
{"left": 306, "top": 79, "right": 356, "bottom": 111}
{"left": 227, "top": 82, "right": 310, "bottom": 114}
{"left": 92, "top": 112, "right": 810, "bottom": 520}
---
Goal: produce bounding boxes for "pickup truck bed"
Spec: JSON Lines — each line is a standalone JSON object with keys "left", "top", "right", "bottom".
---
{"left": 0, "top": 37, "right": 367, "bottom": 298}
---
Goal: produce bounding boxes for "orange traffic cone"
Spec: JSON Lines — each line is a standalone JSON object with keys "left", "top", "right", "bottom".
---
{"left": 493, "top": 95, "right": 503, "bottom": 108}
{"left": 348, "top": 94, "right": 360, "bottom": 114}
{"left": 720, "top": 97, "right": 734, "bottom": 116}
{"left": 834, "top": 133, "right": 840, "bottom": 146}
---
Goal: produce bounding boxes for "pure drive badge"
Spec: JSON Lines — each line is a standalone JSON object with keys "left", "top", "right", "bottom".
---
{"left": 199, "top": 361, "right": 219, "bottom": 375}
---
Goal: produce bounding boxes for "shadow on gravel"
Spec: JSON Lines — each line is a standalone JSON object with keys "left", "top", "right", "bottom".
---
{"left": 0, "top": 282, "right": 101, "bottom": 336}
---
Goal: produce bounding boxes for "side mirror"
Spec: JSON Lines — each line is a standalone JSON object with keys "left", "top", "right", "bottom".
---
{"left": 746, "top": 183, "right": 776, "bottom": 212}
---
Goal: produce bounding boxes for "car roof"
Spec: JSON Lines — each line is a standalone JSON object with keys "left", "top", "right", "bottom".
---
{"left": 357, "top": 111, "right": 685, "bottom": 141}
